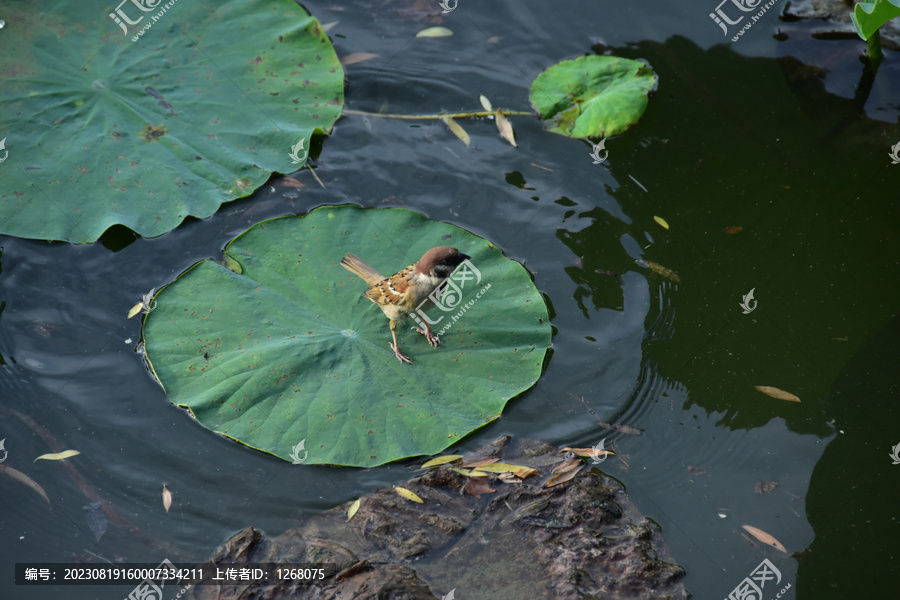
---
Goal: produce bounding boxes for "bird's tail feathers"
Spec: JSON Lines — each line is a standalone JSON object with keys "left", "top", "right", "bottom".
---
{"left": 340, "top": 254, "right": 383, "bottom": 286}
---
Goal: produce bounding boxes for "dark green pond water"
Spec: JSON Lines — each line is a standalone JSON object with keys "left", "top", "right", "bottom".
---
{"left": 2, "top": 1, "right": 899, "bottom": 599}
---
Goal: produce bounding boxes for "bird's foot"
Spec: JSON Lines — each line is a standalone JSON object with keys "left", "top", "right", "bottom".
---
{"left": 413, "top": 326, "right": 440, "bottom": 348}
{"left": 390, "top": 343, "right": 414, "bottom": 365}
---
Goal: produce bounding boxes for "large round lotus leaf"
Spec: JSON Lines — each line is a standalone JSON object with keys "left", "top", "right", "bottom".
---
{"left": 529, "top": 55, "right": 657, "bottom": 139}
{"left": 0, "top": 0, "right": 343, "bottom": 243}
{"left": 142, "top": 205, "right": 552, "bottom": 467}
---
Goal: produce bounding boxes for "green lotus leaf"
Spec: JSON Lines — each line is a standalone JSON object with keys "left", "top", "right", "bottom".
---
{"left": 851, "top": 0, "right": 900, "bottom": 40}
{"left": 529, "top": 55, "right": 657, "bottom": 139}
{"left": 0, "top": 0, "right": 343, "bottom": 243}
{"left": 142, "top": 206, "right": 552, "bottom": 467}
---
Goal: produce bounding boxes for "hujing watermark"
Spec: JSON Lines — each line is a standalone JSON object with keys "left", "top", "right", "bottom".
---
{"left": 437, "top": 0, "right": 457, "bottom": 14}
{"left": 0, "top": 138, "right": 8, "bottom": 163}
{"left": 890, "top": 442, "right": 900, "bottom": 465}
{"left": 740, "top": 288, "right": 757, "bottom": 314}
{"left": 709, "top": 0, "right": 782, "bottom": 42}
{"left": 723, "top": 558, "right": 790, "bottom": 600}
{"left": 590, "top": 439, "right": 608, "bottom": 465}
{"left": 124, "top": 559, "right": 191, "bottom": 600}
{"left": 589, "top": 138, "right": 608, "bottom": 164}
{"left": 289, "top": 139, "right": 308, "bottom": 164}
{"left": 289, "top": 439, "right": 308, "bottom": 465}
{"left": 410, "top": 259, "right": 489, "bottom": 339}
{"left": 889, "top": 142, "right": 900, "bottom": 165}
{"left": 0, "top": 438, "right": 7, "bottom": 463}
{"left": 109, "top": 0, "right": 181, "bottom": 42}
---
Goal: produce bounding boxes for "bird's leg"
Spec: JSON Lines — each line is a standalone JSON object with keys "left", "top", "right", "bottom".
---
{"left": 413, "top": 320, "right": 440, "bottom": 348}
{"left": 389, "top": 320, "right": 413, "bottom": 364}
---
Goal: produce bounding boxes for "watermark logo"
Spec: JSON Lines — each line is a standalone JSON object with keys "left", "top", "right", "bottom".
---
{"left": 890, "top": 443, "right": 900, "bottom": 465}
{"left": 442, "top": 589, "right": 456, "bottom": 600}
{"left": 0, "top": 138, "right": 8, "bottom": 163}
{"left": 589, "top": 138, "right": 608, "bottom": 164}
{"left": 438, "top": 0, "right": 457, "bottom": 13}
{"left": 590, "top": 439, "right": 609, "bottom": 464}
{"left": 740, "top": 288, "right": 757, "bottom": 314}
{"left": 289, "top": 139, "right": 308, "bottom": 164}
{"left": 889, "top": 142, "right": 900, "bottom": 164}
{"left": 110, "top": 0, "right": 181, "bottom": 42}
{"left": 710, "top": 0, "right": 781, "bottom": 41}
{"left": 109, "top": 0, "right": 162, "bottom": 34}
{"left": 0, "top": 439, "right": 7, "bottom": 463}
{"left": 724, "top": 558, "right": 789, "bottom": 600}
{"left": 410, "top": 259, "right": 490, "bottom": 338}
{"left": 124, "top": 558, "right": 191, "bottom": 600}
{"left": 289, "top": 439, "right": 308, "bottom": 464}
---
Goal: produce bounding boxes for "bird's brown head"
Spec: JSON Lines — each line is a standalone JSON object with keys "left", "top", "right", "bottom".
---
{"left": 416, "top": 246, "right": 471, "bottom": 278}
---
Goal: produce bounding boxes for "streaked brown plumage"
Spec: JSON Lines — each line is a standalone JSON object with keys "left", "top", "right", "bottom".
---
{"left": 341, "top": 246, "right": 470, "bottom": 364}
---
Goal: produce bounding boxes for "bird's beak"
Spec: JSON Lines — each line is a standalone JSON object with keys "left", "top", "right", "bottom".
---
{"left": 459, "top": 253, "right": 471, "bottom": 261}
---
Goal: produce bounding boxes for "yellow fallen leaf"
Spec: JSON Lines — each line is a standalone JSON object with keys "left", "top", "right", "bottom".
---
{"left": 340, "top": 52, "right": 378, "bottom": 66}
{"left": 34, "top": 450, "right": 80, "bottom": 462}
{"left": 754, "top": 386, "right": 801, "bottom": 402}
{"left": 544, "top": 464, "right": 584, "bottom": 487}
{"left": 416, "top": 26, "right": 453, "bottom": 38}
{"left": 479, "top": 94, "right": 493, "bottom": 111}
{"left": 441, "top": 116, "right": 470, "bottom": 146}
{"left": 560, "top": 447, "right": 615, "bottom": 458}
{"left": 450, "top": 467, "right": 477, "bottom": 476}
{"left": 470, "top": 462, "right": 538, "bottom": 479}
{"left": 461, "top": 457, "right": 500, "bottom": 468}
{"left": 494, "top": 111, "right": 517, "bottom": 147}
{"left": 394, "top": 486, "right": 424, "bottom": 503}
{"left": 162, "top": 485, "right": 172, "bottom": 513}
{"left": 551, "top": 458, "right": 583, "bottom": 474}
{"left": 127, "top": 302, "right": 144, "bottom": 319}
{"left": 421, "top": 454, "right": 462, "bottom": 469}
{"left": 0, "top": 465, "right": 51, "bottom": 508}
{"left": 653, "top": 216, "right": 670, "bottom": 230}
{"left": 347, "top": 498, "right": 361, "bottom": 521}
{"left": 742, "top": 525, "right": 787, "bottom": 553}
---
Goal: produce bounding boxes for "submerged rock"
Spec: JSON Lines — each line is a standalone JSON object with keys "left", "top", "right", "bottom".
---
{"left": 185, "top": 437, "right": 686, "bottom": 600}
{"left": 783, "top": 0, "right": 900, "bottom": 49}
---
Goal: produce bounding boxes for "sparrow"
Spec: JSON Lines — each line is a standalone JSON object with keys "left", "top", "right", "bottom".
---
{"left": 341, "top": 246, "right": 470, "bottom": 364}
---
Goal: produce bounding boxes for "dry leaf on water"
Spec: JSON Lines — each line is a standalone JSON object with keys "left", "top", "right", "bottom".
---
{"left": 421, "top": 455, "right": 462, "bottom": 469}
{"left": 34, "top": 449, "right": 80, "bottom": 462}
{"left": 441, "top": 116, "right": 470, "bottom": 146}
{"left": 463, "top": 476, "right": 495, "bottom": 497}
{"left": 0, "top": 465, "right": 51, "bottom": 508}
{"left": 83, "top": 502, "right": 107, "bottom": 542}
{"left": 494, "top": 111, "right": 517, "bottom": 147}
{"left": 162, "top": 484, "right": 172, "bottom": 512}
{"left": 479, "top": 94, "right": 493, "bottom": 111}
{"left": 551, "top": 458, "right": 583, "bottom": 474}
{"left": 347, "top": 498, "right": 361, "bottom": 521}
{"left": 742, "top": 525, "right": 787, "bottom": 553}
{"left": 416, "top": 26, "right": 453, "bottom": 38}
{"left": 724, "top": 226, "right": 743, "bottom": 234}
{"left": 394, "top": 486, "right": 424, "bottom": 503}
{"left": 281, "top": 177, "right": 305, "bottom": 189}
{"left": 470, "top": 462, "right": 538, "bottom": 479}
{"left": 545, "top": 464, "right": 584, "bottom": 487}
{"left": 636, "top": 259, "right": 680, "bottom": 283}
{"left": 754, "top": 386, "right": 801, "bottom": 402}
{"left": 461, "top": 457, "right": 500, "bottom": 469}
{"left": 560, "top": 447, "right": 615, "bottom": 459}
{"left": 340, "top": 52, "right": 378, "bottom": 66}
{"left": 755, "top": 480, "right": 778, "bottom": 494}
